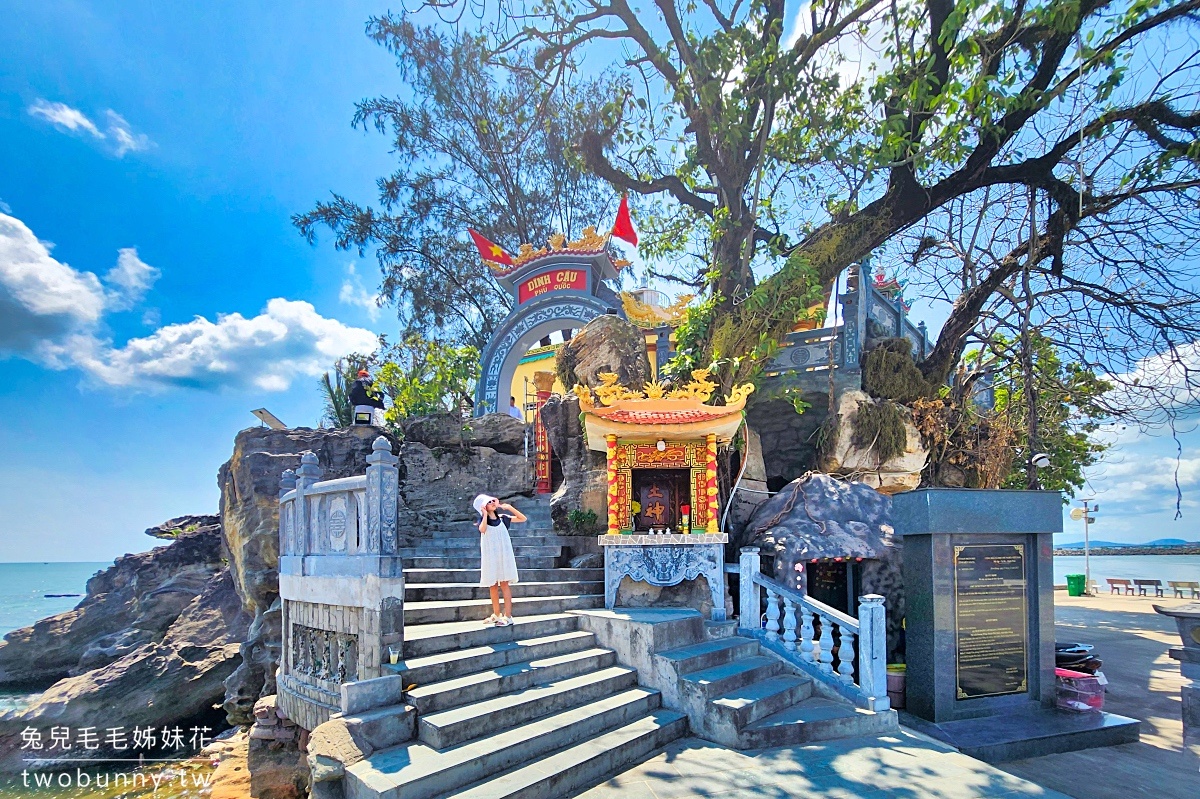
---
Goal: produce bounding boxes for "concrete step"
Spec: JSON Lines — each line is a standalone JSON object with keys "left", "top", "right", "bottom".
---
{"left": 405, "top": 581, "right": 604, "bottom": 602}
{"left": 403, "top": 613, "right": 581, "bottom": 658}
{"left": 403, "top": 555, "right": 561, "bottom": 569}
{"left": 404, "top": 594, "right": 604, "bottom": 624}
{"left": 657, "top": 636, "right": 760, "bottom": 675}
{"left": 419, "top": 665, "right": 640, "bottom": 749}
{"left": 710, "top": 674, "right": 813, "bottom": 729}
{"left": 680, "top": 655, "right": 782, "bottom": 700}
{"left": 445, "top": 709, "right": 689, "bottom": 799}
{"left": 387, "top": 630, "right": 598, "bottom": 686}
{"left": 404, "top": 568, "right": 602, "bottom": 584}
{"left": 343, "top": 688, "right": 665, "bottom": 799}
{"left": 737, "top": 696, "right": 898, "bottom": 749}
{"left": 398, "top": 545, "right": 562, "bottom": 558}
{"left": 405, "top": 647, "right": 617, "bottom": 714}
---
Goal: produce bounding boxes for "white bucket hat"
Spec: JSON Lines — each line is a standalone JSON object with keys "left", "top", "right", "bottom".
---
{"left": 473, "top": 494, "right": 498, "bottom": 515}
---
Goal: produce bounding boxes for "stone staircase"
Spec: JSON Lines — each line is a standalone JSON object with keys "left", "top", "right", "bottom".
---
{"left": 655, "top": 629, "right": 897, "bottom": 749}
{"left": 341, "top": 498, "right": 688, "bottom": 799}
{"left": 338, "top": 496, "right": 893, "bottom": 798}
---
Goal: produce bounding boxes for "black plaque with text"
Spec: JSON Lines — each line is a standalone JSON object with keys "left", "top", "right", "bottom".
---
{"left": 953, "top": 544, "right": 1028, "bottom": 700}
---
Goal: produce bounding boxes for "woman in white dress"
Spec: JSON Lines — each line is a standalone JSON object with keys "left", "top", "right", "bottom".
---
{"left": 473, "top": 494, "right": 526, "bottom": 626}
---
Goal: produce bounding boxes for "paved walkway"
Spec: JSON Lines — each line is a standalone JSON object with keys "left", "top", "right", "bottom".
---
{"left": 998, "top": 592, "right": 1199, "bottom": 799}
{"left": 584, "top": 591, "right": 1200, "bottom": 799}
{"left": 579, "top": 730, "right": 1072, "bottom": 799}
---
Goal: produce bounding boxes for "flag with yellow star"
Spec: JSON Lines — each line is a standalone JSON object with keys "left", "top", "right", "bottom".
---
{"left": 468, "top": 229, "right": 514, "bottom": 266}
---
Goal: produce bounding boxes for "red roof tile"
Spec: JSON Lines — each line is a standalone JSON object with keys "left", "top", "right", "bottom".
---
{"left": 604, "top": 407, "right": 735, "bottom": 425}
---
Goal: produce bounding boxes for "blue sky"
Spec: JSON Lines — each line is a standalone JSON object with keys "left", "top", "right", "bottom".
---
{"left": 0, "top": 1, "right": 1195, "bottom": 562}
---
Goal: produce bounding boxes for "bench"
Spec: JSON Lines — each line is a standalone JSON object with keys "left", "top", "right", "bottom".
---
{"left": 1134, "top": 579, "right": 1164, "bottom": 597}
{"left": 1108, "top": 578, "right": 1133, "bottom": 595}
{"left": 1168, "top": 580, "right": 1200, "bottom": 599}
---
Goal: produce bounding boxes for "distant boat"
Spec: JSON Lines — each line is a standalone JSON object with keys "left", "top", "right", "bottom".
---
{"left": 43, "top": 593, "right": 82, "bottom": 598}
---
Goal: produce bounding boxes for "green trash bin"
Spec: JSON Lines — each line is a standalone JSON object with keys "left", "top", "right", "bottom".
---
{"left": 1066, "top": 574, "right": 1086, "bottom": 596}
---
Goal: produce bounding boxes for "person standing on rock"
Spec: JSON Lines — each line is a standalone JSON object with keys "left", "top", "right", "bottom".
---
{"left": 473, "top": 494, "right": 525, "bottom": 626}
{"left": 349, "top": 368, "right": 386, "bottom": 426}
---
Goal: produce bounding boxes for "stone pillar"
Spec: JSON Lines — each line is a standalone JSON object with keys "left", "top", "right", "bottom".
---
{"left": 857, "top": 594, "right": 888, "bottom": 710}
{"left": 366, "top": 437, "right": 399, "bottom": 555}
{"left": 295, "top": 452, "right": 322, "bottom": 556}
{"left": 533, "top": 370, "right": 555, "bottom": 494}
{"left": 705, "top": 434, "right": 719, "bottom": 534}
{"left": 739, "top": 547, "right": 761, "bottom": 631}
{"left": 606, "top": 434, "right": 620, "bottom": 535}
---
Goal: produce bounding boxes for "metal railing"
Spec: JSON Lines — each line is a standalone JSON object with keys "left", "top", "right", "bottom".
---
{"left": 736, "top": 547, "right": 889, "bottom": 711}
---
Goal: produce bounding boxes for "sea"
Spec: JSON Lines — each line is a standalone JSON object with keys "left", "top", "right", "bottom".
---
{"left": 1052, "top": 554, "right": 1200, "bottom": 587}
{"left": 1, "top": 562, "right": 219, "bottom": 798}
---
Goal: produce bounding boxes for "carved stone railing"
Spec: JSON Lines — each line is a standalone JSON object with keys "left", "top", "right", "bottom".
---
{"left": 276, "top": 437, "right": 404, "bottom": 731}
{"left": 737, "top": 547, "right": 889, "bottom": 711}
{"left": 763, "top": 263, "right": 931, "bottom": 386}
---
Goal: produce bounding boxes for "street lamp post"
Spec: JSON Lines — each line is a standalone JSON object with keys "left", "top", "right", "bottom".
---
{"left": 1071, "top": 499, "right": 1099, "bottom": 595}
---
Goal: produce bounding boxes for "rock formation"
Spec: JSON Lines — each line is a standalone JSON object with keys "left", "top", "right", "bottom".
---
{"left": 0, "top": 566, "right": 250, "bottom": 772}
{"left": 742, "top": 473, "right": 905, "bottom": 660}
{"left": 539, "top": 393, "right": 608, "bottom": 531}
{"left": 818, "top": 390, "right": 927, "bottom": 494}
{"left": 402, "top": 411, "right": 527, "bottom": 455}
{"left": 555, "top": 314, "right": 651, "bottom": 389}
{"left": 218, "top": 422, "right": 532, "bottom": 725}
{"left": 0, "top": 519, "right": 224, "bottom": 688}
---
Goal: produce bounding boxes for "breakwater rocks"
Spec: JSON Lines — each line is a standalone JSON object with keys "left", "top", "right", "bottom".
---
{"left": 1053, "top": 545, "right": 1200, "bottom": 557}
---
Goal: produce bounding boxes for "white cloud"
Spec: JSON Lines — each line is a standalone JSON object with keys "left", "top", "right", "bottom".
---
{"left": 339, "top": 262, "right": 382, "bottom": 321}
{"left": 27, "top": 100, "right": 153, "bottom": 158}
{"left": 1, "top": 211, "right": 378, "bottom": 392}
{"left": 0, "top": 199, "right": 11, "bottom": 214}
{"left": 104, "top": 110, "right": 152, "bottom": 157}
{"left": 1106, "top": 342, "right": 1200, "bottom": 416}
{"left": 103, "top": 248, "right": 160, "bottom": 310}
{"left": 0, "top": 213, "right": 108, "bottom": 352}
{"left": 27, "top": 99, "right": 103, "bottom": 139}
{"left": 68, "top": 299, "right": 379, "bottom": 392}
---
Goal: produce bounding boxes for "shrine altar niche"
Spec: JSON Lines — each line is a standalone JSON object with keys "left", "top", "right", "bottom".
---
{"left": 572, "top": 371, "right": 754, "bottom": 621}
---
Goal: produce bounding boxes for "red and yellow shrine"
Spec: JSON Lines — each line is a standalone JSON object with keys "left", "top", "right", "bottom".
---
{"left": 573, "top": 372, "right": 753, "bottom": 536}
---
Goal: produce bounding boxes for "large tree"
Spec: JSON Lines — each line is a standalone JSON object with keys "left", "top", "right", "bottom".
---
{"left": 424, "top": 0, "right": 1200, "bottom": 417}
{"left": 296, "top": 18, "right": 614, "bottom": 348}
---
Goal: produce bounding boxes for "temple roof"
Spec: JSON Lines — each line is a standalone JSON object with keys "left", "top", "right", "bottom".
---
{"left": 487, "top": 226, "right": 630, "bottom": 278}
{"left": 575, "top": 372, "right": 754, "bottom": 450}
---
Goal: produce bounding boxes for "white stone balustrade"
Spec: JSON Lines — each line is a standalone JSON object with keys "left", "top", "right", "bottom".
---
{"left": 277, "top": 437, "right": 405, "bottom": 731}
{"left": 737, "top": 548, "right": 890, "bottom": 711}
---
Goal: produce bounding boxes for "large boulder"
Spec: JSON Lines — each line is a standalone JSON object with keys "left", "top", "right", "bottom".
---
{"left": 556, "top": 314, "right": 651, "bottom": 389}
{"left": 539, "top": 394, "right": 608, "bottom": 532}
{"left": 218, "top": 426, "right": 395, "bottom": 616}
{"left": 818, "top": 390, "right": 927, "bottom": 494}
{"left": 0, "top": 567, "right": 250, "bottom": 772}
{"left": 743, "top": 473, "right": 905, "bottom": 660}
{"left": 403, "top": 412, "right": 527, "bottom": 455}
{"left": 0, "top": 520, "right": 225, "bottom": 688}
{"left": 397, "top": 442, "right": 532, "bottom": 535}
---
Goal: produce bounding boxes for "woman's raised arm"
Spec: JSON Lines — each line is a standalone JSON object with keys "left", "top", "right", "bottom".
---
{"left": 501, "top": 503, "right": 527, "bottom": 523}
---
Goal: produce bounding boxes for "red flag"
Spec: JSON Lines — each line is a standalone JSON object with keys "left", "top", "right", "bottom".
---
{"left": 468, "top": 229, "right": 513, "bottom": 266}
{"left": 610, "top": 194, "right": 638, "bottom": 246}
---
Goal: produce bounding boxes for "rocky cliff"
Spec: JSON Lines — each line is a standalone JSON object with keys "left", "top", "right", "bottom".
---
{"left": 218, "top": 420, "right": 532, "bottom": 724}
{"left": 0, "top": 520, "right": 251, "bottom": 772}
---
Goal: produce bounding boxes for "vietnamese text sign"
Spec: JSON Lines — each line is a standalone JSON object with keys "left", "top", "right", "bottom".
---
{"left": 953, "top": 543, "right": 1028, "bottom": 700}
{"left": 518, "top": 268, "right": 588, "bottom": 304}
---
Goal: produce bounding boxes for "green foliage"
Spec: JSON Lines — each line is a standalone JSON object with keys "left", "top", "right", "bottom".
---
{"left": 371, "top": 334, "right": 479, "bottom": 426}
{"left": 861, "top": 339, "right": 939, "bottom": 404}
{"left": 990, "top": 334, "right": 1111, "bottom": 497}
{"left": 566, "top": 508, "right": 600, "bottom": 534}
{"left": 295, "top": 19, "right": 612, "bottom": 348}
{"left": 319, "top": 358, "right": 362, "bottom": 428}
{"left": 850, "top": 400, "right": 909, "bottom": 464}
